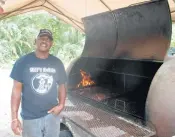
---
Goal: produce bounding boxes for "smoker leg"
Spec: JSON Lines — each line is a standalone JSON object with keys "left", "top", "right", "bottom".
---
{"left": 59, "top": 130, "right": 73, "bottom": 137}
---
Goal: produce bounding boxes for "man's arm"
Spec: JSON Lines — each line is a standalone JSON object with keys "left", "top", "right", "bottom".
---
{"left": 48, "top": 60, "right": 67, "bottom": 115}
{"left": 48, "top": 84, "right": 67, "bottom": 114}
{"left": 58, "top": 84, "right": 67, "bottom": 108}
{"left": 11, "top": 80, "right": 22, "bottom": 120}
{"left": 11, "top": 80, "right": 23, "bottom": 135}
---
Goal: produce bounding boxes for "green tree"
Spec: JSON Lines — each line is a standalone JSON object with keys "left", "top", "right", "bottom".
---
{"left": 170, "top": 24, "right": 175, "bottom": 47}
{"left": 0, "top": 11, "right": 85, "bottom": 68}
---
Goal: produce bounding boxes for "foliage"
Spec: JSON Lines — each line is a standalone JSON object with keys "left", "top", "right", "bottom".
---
{"left": 170, "top": 24, "right": 175, "bottom": 47}
{"left": 0, "top": 11, "right": 85, "bottom": 68}
{"left": 167, "top": 24, "right": 175, "bottom": 55}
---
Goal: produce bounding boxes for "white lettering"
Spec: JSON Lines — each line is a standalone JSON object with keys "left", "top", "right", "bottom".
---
{"left": 29, "top": 67, "right": 56, "bottom": 73}
{"left": 43, "top": 68, "right": 56, "bottom": 73}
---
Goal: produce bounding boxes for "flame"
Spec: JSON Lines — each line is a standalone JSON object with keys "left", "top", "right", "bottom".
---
{"left": 77, "top": 69, "right": 95, "bottom": 87}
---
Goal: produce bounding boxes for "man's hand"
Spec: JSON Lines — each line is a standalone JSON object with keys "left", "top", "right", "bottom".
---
{"left": 47, "top": 105, "right": 64, "bottom": 115}
{"left": 48, "top": 84, "right": 66, "bottom": 115}
{"left": 11, "top": 119, "right": 22, "bottom": 135}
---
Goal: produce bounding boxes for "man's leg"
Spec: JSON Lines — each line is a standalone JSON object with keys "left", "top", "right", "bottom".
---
{"left": 22, "top": 118, "right": 44, "bottom": 137}
{"left": 44, "top": 114, "right": 60, "bottom": 137}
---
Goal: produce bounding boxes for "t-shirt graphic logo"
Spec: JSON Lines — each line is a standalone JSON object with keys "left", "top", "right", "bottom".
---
{"left": 31, "top": 73, "right": 53, "bottom": 94}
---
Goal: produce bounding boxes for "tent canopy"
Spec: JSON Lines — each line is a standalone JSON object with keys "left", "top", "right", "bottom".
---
{"left": 0, "top": 0, "right": 175, "bottom": 32}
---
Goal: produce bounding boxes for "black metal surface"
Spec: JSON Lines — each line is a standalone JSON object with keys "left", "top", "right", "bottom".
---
{"left": 82, "top": 0, "right": 171, "bottom": 60}
{"left": 68, "top": 57, "right": 162, "bottom": 88}
{"left": 59, "top": 130, "right": 73, "bottom": 137}
{"left": 82, "top": 10, "right": 117, "bottom": 58}
{"left": 67, "top": 57, "right": 163, "bottom": 118}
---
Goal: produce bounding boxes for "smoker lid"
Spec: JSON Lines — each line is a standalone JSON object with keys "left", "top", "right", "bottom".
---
{"left": 81, "top": 0, "right": 172, "bottom": 61}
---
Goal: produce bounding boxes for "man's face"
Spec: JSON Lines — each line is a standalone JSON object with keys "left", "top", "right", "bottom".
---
{"left": 35, "top": 35, "right": 53, "bottom": 52}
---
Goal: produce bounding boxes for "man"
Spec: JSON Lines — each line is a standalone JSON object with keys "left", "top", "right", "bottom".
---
{"left": 10, "top": 29, "right": 67, "bottom": 137}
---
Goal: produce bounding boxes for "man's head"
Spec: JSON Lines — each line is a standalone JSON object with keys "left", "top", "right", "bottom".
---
{"left": 35, "top": 29, "right": 53, "bottom": 52}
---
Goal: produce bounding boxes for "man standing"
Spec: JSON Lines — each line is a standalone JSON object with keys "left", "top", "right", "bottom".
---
{"left": 10, "top": 29, "right": 67, "bottom": 137}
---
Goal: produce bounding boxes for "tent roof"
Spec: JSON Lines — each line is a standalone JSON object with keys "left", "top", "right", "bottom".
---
{"left": 0, "top": 0, "right": 175, "bottom": 32}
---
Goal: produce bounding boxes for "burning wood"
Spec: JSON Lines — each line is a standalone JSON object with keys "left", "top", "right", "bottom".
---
{"left": 77, "top": 69, "right": 95, "bottom": 87}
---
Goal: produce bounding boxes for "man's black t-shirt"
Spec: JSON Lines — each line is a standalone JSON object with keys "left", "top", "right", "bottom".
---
{"left": 10, "top": 52, "right": 67, "bottom": 120}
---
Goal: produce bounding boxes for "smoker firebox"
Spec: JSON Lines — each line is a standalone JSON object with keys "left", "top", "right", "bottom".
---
{"left": 62, "top": 0, "right": 172, "bottom": 137}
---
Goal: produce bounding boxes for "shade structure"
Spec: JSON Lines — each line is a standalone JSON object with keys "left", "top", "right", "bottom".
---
{"left": 0, "top": 0, "right": 175, "bottom": 32}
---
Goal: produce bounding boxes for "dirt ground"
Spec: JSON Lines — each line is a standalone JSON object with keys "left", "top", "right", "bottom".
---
{"left": 0, "top": 69, "right": 21, "bottom": 137}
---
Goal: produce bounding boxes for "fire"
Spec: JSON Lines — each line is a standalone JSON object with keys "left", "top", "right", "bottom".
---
{"left": 77, "top": 69, "right": 95, "bottom": 87}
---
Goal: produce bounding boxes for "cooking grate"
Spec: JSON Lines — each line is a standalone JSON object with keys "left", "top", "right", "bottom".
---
{"left": 62, "top": 95, "right": 156, "bottom": 137}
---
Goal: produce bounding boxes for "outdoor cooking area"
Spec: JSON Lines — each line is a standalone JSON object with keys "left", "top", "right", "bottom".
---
{"left": 62, "top": 57, "right": 163, "bottom": 137}
{"left": 0, "top": 0, "right": 173, "bottom": 137}
{"left": 60, "top": 0, "right": 172, "bottom": 136}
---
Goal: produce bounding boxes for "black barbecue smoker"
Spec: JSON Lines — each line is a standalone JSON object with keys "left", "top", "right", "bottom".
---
{"left": 60, "top": 0, "right": 172, "bottom": 137}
